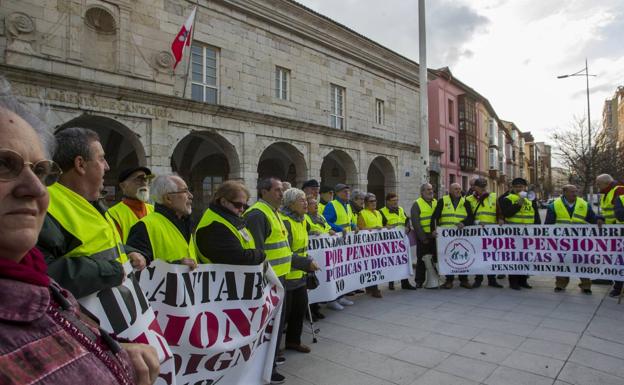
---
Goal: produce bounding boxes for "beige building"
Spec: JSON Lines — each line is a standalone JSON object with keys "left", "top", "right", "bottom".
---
{"left": 1, "top": 0, "right": 424, "bottom": 215}
{"left": 550, "top": 166, "right": 569, "bottom": 196}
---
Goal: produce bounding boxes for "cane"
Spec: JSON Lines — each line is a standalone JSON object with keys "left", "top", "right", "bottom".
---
{"left": 306, "top": 304, "right": 319, "bottom": 343}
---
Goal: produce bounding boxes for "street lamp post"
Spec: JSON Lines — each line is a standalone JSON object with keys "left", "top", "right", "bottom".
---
{"left": 557, "top": 58, "right": 597, "bottom": 203}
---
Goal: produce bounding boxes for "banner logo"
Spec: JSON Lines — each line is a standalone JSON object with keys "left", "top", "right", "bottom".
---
{"left": 444, "top": 238, "right": 475, "bottom": 269}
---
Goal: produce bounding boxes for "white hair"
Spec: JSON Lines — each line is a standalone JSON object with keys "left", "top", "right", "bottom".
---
{"left": 283, "top": 187, "right": 305, "bottom": 208}
{"left": 150, "top": 174, "right": 179, "bottom": 204}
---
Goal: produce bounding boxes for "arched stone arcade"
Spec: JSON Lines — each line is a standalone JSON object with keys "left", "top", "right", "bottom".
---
{"left": 367, "top": 156, "right": 397, "bottom": 208}
{"left": 56, "top": 114, "right": 146, "bottom": 204}
{"left": 171, "top": 131, "right": 241, "bottom": 220}
{"left": 257, "top": 142, "right": 307, "bottom": 186}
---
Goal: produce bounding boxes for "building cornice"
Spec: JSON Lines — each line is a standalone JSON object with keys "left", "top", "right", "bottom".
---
{"left": 1, "top": 64, "right": 419, "bottom": 153}
{"left": 218, "top": 0, "right": 421, "bottom": 87}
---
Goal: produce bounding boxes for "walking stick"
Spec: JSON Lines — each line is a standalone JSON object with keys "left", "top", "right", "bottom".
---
{"left": 306, "top": 303, "right": 319, "bottom": 343}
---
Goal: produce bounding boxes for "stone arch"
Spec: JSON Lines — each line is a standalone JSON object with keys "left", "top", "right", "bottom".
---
{"left": 367, "top": 156, "right": 397, "bottom": 208}
{"left": 257, "top": 142, "right": 307, "bottom": 186}
{"left": 320, "top": 149, "right": 358, "bottom": 190}
{"left": 56, "top": 114, "right": 146, "bottom": 204}
{"left": 171, "top": 131, "right": 241, "bottom": 221}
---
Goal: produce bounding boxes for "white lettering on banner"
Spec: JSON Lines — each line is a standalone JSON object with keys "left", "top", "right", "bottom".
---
{"left": 307, "top": 228, "right": 413, "bottom": 304}
{"left": 136, "top": 260, "right": 284, "bottom": 385}
{"left": 79, "top": 262, "right": 176, "bottom": 385}
{"left": 437, "top": 224, "right": 624, "bottom": 279}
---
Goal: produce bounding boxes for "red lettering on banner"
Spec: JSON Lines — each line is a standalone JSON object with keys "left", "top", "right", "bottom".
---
{"left": 133, "top": 317, "right": 172, "bottom": 360}
{"left": 160, "top": 313, "right": 190, "bottom": 347}
{"left": 222, "top": 307, "right": 259, "bottom": 342}
{"left": 189, "top": 311, "right": 220, "bottom": 348}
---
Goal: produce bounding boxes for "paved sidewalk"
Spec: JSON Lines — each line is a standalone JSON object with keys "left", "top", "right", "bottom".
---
{"left": 280, "top": 277, "right": 624, "bottom": 385}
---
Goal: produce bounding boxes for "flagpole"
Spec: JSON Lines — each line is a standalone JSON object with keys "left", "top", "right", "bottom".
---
{"left": 182, "top": 5, "right": 198, "bottom": 99}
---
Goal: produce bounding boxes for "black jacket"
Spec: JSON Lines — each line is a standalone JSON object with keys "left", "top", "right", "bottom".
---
{"left": 37, "top": 201, "right": 124, "bottom": 299}
{"left": 126, "top": 203, "right": 194, "bottom": 264}
{"left": 195, "top": 203, "right": 265, "bottom": 265}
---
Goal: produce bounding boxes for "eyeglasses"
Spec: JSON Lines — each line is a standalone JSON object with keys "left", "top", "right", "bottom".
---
{"left": 0, "top": 149, "right": 62, "bottom": 186}
{"left": 168, "top": 188, "right": 191, "bottom": 195}
{"left": 131, "top": 174, "right": 152, "bottom": 183}
{"left": 227, "top": 199, "right": 248, "bottom": 210}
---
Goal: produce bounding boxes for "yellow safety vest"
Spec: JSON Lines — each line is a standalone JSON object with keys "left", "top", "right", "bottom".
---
{"left": 47, "top": 183, "right": 127, "bottom": 264}
{"left": 318, "top": 202, "right": 326, "bottom": 215}
{"left": 280, "top": 214, "right": 308, "bottom": 281}
{"left": 505, "top": 194, "right": 535, "bottom": 224}
{"left": 466, "top": 193, "right": 498, "bottom": 224}
{"left": 553, "top": 197, "right": 588, "bottom": 224}
{"left": 380, "top": 206, "right": 407, "bottom": 226}
{"left": 415, "top": 197, "right": 436, "bottom": 233}
{"left": 601, "top": 187, "right": 624, "bottom": 224}
{"left": 328, "top": 200, "right": 354, "bottom": 231}
{"left": 194, "top": 208, "right": 255, "bottom": 263}
{"left": 305, "top": 214, "right": 331, "bottom": 234}
{"left": 358, "top": 209, "right": 383, "bottom": 229}
{"left": 438, "top": 195, "right": 468, "bottom": 227}
{"left": 244, "top": 201, "right": 292, "bottom": 277}
{"left": 139, "top": 212, "right": 196, "bottom": 263}
{"left": 106, "top": 201, "right": 154, "bottom": 242}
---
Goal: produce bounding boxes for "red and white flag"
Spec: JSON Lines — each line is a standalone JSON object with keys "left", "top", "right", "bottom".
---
{"left": 171, "top": 7, "right": 196, "bottom": 69}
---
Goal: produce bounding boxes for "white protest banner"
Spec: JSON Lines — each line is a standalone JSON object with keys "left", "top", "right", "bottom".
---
{"left": 307, "top": 228, "right": 412, "bottom": 304}
{"left": 79, "top": 262, "right": 176, "bottom": 385}
{"left": 136, "top": 260, "right": 284, "bottom": 385}
{"left": 437, "top": 224, "right": 624, "bottom": 280}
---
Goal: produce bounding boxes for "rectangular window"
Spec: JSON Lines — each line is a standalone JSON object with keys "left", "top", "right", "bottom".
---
{"left": 375, "top": 99, "right": 384, "bottom": 125}
{"left": 449, "top": 174, "right": 456, "bottom": 185}
{"left": 449, "top": 136, "right": 455, "bottom": 163}
{"left": 448, "top": 99, "right": 454, "bottom": 124}
{"left": 462, "top": 176, "right": 468, "bottom": 191}
{"left": 275, "top": 66, "right": 290, "bottom": 100}
{"left": 330, "top": 84, "right": 345, "bottom": 129}
{"left": 191, "top": 44, "right": 218, "bottom": 104}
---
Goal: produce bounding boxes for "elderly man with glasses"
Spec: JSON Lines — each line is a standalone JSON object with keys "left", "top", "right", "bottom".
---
{"left": 126, "top": 174, "right": 197, "bottom": 270}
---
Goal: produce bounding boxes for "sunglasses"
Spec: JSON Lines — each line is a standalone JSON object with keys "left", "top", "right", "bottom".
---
{"left": 0, "top": 149, "right": 62, "bottom": 186}
{"left": 227, "top": 199, "right": 248, "bottom": 210}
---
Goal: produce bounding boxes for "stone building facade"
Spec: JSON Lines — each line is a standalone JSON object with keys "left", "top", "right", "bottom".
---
{"left": 0, "top": 0, "right": 423, "bottom": 215}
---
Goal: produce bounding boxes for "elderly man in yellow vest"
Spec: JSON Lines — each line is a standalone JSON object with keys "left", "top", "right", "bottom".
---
{"left": 410, "top": 183, "right": 437, "bottom": 288}
{"left": 107, "top": 166, "right": 154, "bottom": 242}
{"left": 547, "top": 184, "right": 602, "bottom": 294}
{"left": 431, "top": 182, "right": 475, "bottom": 289}
{"left": 37, "top": 127, "right": 146, "bottom": 298}
{"left": 323, "top": 184, "right": 357, "bottom": 233}
{"left": 466, "top": 178, "right": 503, "bottom": 288}
{"left": 596, "top": 174, "right": 624, "bottom": 297}
{"left": 126, "top": 174, "right": 197, "bottom": 270}
{"left": 499, "top": 177, "right": 541, "bottom": 290}
{"left": 244, "top": 177, "right": 291, "bottom": 383}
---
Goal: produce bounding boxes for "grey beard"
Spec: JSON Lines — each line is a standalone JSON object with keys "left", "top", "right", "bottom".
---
{"left": 136, "top": 188, "right": 150, "bottom": 203}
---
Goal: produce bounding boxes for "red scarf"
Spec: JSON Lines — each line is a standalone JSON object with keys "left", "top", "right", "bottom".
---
{"left": 0, "top": 247, "right": 50, "bottom": 287}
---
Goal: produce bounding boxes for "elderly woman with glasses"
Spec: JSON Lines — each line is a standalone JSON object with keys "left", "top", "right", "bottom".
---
{"left": 280, "top": 188, "right": 320, "bottom": 353}
{"left": 194, "top": 180, "right": 265, "bottom": 265}
{"left": 0, "top": 77, "right": 159, "bottom": 385}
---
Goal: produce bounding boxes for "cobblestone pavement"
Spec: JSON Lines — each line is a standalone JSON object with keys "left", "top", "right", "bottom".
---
{"left": 279, "top": 276, "right": 624, "bottom": 385}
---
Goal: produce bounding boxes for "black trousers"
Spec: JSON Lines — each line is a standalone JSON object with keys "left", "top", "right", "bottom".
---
{"left": 415, "top": 239, "right": 437, "bottom": 284}
{"left": 508, "top": 275, "right": 529, "bottom": 287}
{"left": 613, "top": 281, "right": 623, "bottom": 292}
{"left": 273, "top": 277, "right": 288, "bottom": 371}
{"left": 284, "top": 285, "right": 308, "bottom": 345}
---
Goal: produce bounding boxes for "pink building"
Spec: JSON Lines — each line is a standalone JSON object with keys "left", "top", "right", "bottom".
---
{"left": 428, "top": 68, "right": 464, "bottom": 196}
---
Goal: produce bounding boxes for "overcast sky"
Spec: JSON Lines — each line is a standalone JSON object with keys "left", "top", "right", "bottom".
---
{"left": 297, "top": 0, "right": 624, "bottom": 146}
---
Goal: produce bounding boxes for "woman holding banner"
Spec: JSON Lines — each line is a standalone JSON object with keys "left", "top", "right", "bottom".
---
{"left": 281, "top": 188, "right": 320, "bottom": 353}
{"left": 0, "top": 77, "right": 159, "bottom": 385}
{"left": 357, "top": 193, "right": 384, "bottom": 298}
{"left": 194, "top": 180, "right": 265, "bottom": 265}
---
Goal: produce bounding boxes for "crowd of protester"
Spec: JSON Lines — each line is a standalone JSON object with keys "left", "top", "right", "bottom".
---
{"left": 1, "top": 74, "right": 623, "bottom": 385}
